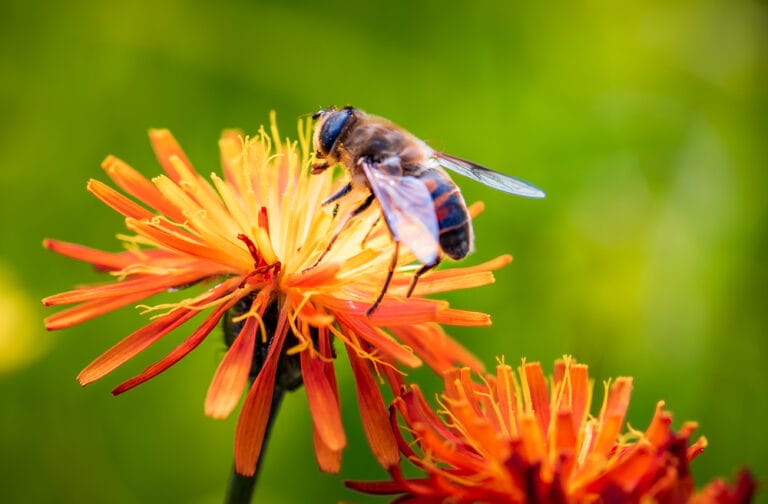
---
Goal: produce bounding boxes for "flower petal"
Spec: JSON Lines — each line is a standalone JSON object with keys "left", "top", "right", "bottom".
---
{"left": 43, "top": 288, "right": 154, "bottom": 330}
{"left": 312, "top": 426, "right": 342, "bottom": 474}
{"left": 347, "top": 344, "right": 399, "bottom": 469}
{"left": 43, "top": 269, "right": 207, "bottom": 306}
{"left": 204, "top": 314, "right": 258, "bottom": 419}
{"left": 102, "top": 155, "right": 187, "bottom": 223}
{"left": 592, "top": 377, "right": 632, "bottom": 458}
{"left": 435, "top": 308, "right": 492, "bottom": 326}
{"left": 43, "top": 239, "right": 147, "bottom": 271}
{"left": 126, "top": 217, "right": 245, "bottom": 269}
{"left": 87, "top": 179, "right": 156, "bottom": 220}
{"left": 522, "top": 361, "right": 551, "bottom": 435}
{"left": 148, "top": 129, "right": 194, "bottom": 184}
{"left": 112, "top": 296, "right": 237, "bottom": 395}
{"left": 77, "top": 307, "right": 197, "bottom": 385}
{"left": 300, "top": 349, "right": 346, "bottom": 451}
{"left": 336, "top": 311, "right": 422, "bottom": 368}
{"left": 234, "top": 310, "right": 289, "bottom": 476}
{"left": 392, "top": 324, "right": 484, "bottom": 373}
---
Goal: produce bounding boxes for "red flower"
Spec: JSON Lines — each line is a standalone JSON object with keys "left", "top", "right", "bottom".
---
{"left": 43, "top": 113, "right": 509, "bottom": 475}
{"left": 348, "top": 357, "right": 755, "bottom": 503}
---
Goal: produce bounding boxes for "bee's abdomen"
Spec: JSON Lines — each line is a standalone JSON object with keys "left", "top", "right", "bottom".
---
{"left": 419, "top": 168, "right": 472, "bottom": 260}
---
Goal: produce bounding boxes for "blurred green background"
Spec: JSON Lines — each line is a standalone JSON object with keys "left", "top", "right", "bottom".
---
{"left": 1, "top": 0, "right": 766, "bottom": 502}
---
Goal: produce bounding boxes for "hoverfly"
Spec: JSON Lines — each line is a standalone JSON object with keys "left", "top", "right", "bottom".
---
{"left": 308, "top": 106, "right": 545, "bottom": 315}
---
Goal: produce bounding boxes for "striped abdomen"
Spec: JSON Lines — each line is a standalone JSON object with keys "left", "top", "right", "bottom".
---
{"left": 417, "top": 167, "right": 473, "bottom": 260}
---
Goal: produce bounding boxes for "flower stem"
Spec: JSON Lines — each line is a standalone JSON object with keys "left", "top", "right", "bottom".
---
{"left": 224, "top": 384, "right": 285, "bottom": 504}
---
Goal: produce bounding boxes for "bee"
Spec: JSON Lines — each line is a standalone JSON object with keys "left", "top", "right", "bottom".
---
{"left": 308, "top": 106, "right": 545, "bottom": 315}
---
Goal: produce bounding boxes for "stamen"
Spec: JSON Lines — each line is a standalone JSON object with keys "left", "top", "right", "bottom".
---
{"left": 237, "top": 233, "right": 261, "bottom": 266}
{"left": 258, "top": 206, "right": 270, "bottom": 237}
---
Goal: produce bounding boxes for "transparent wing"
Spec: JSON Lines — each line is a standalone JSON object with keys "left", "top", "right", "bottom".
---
{"left": 360, "top": 159, "right": 440, "bottom": 265}
{"left": 435, "top": 152, "right": 546, "bottom": 198}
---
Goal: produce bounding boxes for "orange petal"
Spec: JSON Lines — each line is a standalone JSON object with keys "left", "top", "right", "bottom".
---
{"left": 409, "top": 271, "right": 497, "bottom": 295}
{"left": 392, "top": 324, "right": 484, "bottom": 373}
{"left": 284, "top": 262, "right": 341, "bottom": 288}
{"left": 495, "top": 363, "right": 519, "bottom": 439}
{"left": 43, "top": 269, "right": 207, "bottom": 305}
{"left": 159, "top": 157, "right": 240, "bottom": 237}
{"left": 300, "top": 349, "right": 346, "bottom": 452}
{"left": 552, "top": 410, "right": 578, "bottom": 478}
{"left": 320, "top": 295, "right": 444, "bottom": 327}
{"left": 518, "top": 414, "right": 546, "bottom": 463}
{"left": 44, "top": 288, "right": 153, "bottom": 330}
{"left": 89, "top": 178, "right": 202, "bottom": 243}
{"left": 403, "top": 383, "right": 457, "bottom": 445}
{"left": 101, "top": 155, "right": 187, "bottom": 223}
{"left": 77, "top": 307, "right": 197, "bottom": 385}
{"left": 43, "top": 239, "right": 138, "bottom": 271}
{"left": 408, "top": 255, "right": 512, "bottom": 296}
{"left": 234, "top": 311, "right": 289, "bottom": 476}
{"left": 687, "top": 435, "right": 707, "bottom": 461}
{"left": 592, "top": 377, "right": 632, "bottom": 457}
{"left": 410, "top": 423, "right": 482, "bottom": 471}
{"left": 336, "top": 312, "right": 421, "bottom": 368}
{"left": 644, "top": 401, "right": 673, "bottom": 447}
{"left": 204, "top": 315, "right": 258, "bottom": 419}
{"left": 435, "top": 308, "right": 492, "bottom": 326}
{"left": 312, "top": 426, "right": 342, "bottom": 474}
{"left": 604, "top": 377, "right": 632, "bottom": 419}
{"left": 522, "top": 362, "right": 551, "bottom": 436}
{"left": 347, "top": 347, "right": 400, "bottom": 469}
{"left": 218, "top": 130, "right": 245, "bottom": 188}
{"left": 112, "top": 298, "right": 236, "bottom": 395}
{"left": 126, "top": 218, "right": 239, "bottom": 267}
{"left": 568, "top": 363, "right": 590, "bottom": 434}
{"left": 87, "top": 179, "right": 155, "bottom": 220}
{"left": 148, "top": 129, "right": 194, "bottom": 184}
{"left": 588, "top": 444, "right": 655, "bottom": 495}
{"left": 450, "top": 400, "right": 506, "bottom": 461}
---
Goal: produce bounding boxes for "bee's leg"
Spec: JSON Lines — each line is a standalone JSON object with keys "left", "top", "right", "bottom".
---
{"left": 406, "top": 260, "right": 440, "bottom": 297}
{"left": 366, "top": 240, "right": 399, "bottom": 317}
{"left": 361, "top": 215, "right": 382, "bottom": 247}
{"left": 322, "top": 182, "right": 352, "bottom": 206}
{"left": 303, "top": 192, "right": 375, "bottom": 272}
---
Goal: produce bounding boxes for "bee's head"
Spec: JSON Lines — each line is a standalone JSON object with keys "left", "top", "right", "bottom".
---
{"left": 312, "top": 106, "right": 355, "bottom": 165}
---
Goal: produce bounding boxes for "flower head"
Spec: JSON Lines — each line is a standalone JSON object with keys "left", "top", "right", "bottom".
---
{"left": 348, "top": 357, "right": 755, "bottom": 503}
{"left": 43, "top": 113, "right": 508, "bottom": 475}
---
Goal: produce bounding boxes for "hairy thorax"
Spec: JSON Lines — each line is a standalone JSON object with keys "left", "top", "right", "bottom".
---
{"left": 339, "top": 118, "right": 433, "bottom": 179}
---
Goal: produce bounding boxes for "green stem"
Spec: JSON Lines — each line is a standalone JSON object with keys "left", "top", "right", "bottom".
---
{"left": 224, "top": 385, "right": 286, "bottom": 504}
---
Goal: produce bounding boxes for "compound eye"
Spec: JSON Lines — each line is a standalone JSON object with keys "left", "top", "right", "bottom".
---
{"left": 319, "top": 108, "right": 352, "bottom": 154}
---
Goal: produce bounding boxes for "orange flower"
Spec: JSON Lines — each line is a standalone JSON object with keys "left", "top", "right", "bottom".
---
{"left": 348, "top": 357, "right": 755, "bottom": 503}
{"left": 42, "top": 113, "right": 507, "bottom": 476}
